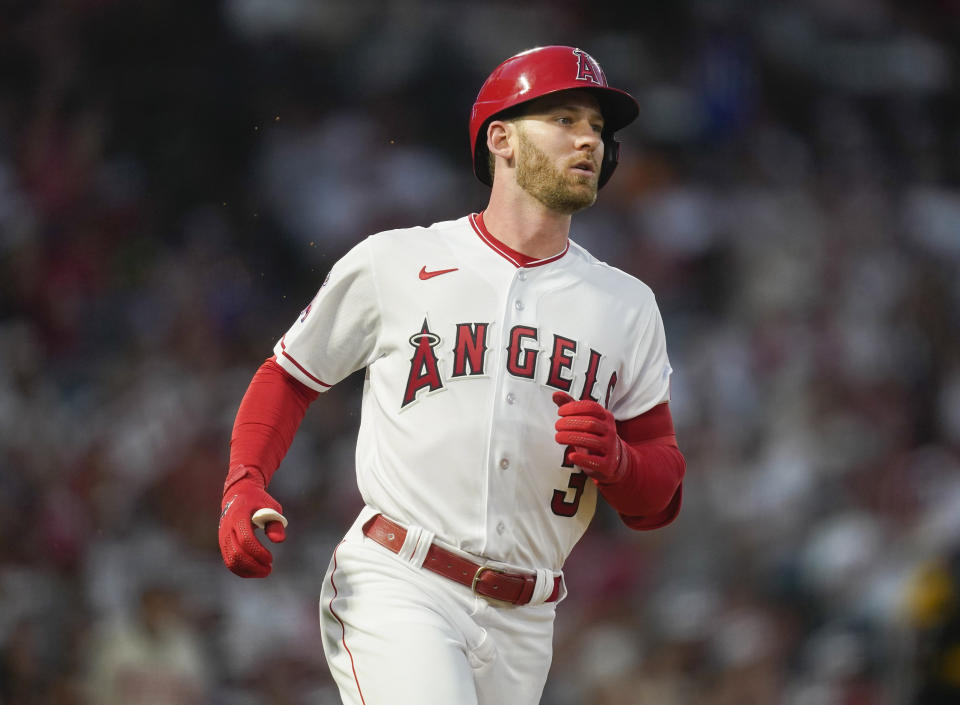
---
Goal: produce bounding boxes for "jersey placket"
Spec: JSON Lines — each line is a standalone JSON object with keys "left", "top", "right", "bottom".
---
{"left": 484, "top": 266, "right": 536, "bottom": 557}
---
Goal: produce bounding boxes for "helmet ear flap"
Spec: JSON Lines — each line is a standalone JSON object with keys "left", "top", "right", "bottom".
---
{"left": 598, "top": 136, "right": 620, "bottom": 189}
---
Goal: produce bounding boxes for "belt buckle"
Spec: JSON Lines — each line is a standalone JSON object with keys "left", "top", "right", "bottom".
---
{"left": 471, "top": 565, "right": 513, "bottom": 606}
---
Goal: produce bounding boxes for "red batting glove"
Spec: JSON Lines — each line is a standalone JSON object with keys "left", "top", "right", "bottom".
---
{"left": 553, "top": 391, "right": 625, "bottom": 485}
{"left": 219, "top": 476, "right": 286, "bottom": 578}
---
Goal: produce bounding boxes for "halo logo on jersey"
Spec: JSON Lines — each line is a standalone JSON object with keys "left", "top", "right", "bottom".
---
{"left": 573, "top": 48, "right": 603, "bottom": 85}
{"left": 402, "top": 319, "right": 444, "bottom": 407}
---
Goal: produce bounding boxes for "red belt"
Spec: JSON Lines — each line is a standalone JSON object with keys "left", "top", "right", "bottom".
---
{"left": 362, "top": 514, "right": 562, "bottom": 606}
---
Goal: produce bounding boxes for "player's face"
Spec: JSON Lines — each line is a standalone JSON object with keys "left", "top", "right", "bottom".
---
{"left": 513, "top": 92, "right": 605, "bottom": 214}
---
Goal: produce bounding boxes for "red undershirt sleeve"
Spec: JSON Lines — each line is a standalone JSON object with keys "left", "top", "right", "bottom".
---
{"left": 596, "top": 402, "right": 686, "bottom": 530}
{"left": 224, "top": 356, "right": 319, "bottom": 492}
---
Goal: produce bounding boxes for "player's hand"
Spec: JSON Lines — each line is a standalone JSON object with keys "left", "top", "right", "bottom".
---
{"left": 219, "top": 478, "right": 287, "bottom": 578}
{"left": 553, "top": 391, "right": 625, "bottom": 484}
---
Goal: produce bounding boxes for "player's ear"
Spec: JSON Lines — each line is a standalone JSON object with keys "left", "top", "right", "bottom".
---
{"left": 486, "top": 120, "right": 515, "bottom": 163}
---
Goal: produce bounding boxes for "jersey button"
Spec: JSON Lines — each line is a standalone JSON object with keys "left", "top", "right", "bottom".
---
{"left": 499, "top": 458, "right": 510, "bottom": 470}
{"left": 517, "top": 270, "right": 527, "bottom": 281}
{"left": 505, "top": 392, "right": 516, "bottom": 405}
{"left": 496, "top": 522, "right": 506, "bottom": 535}
{"left": 514, "top": 300, "right": 524, "bottom": 311}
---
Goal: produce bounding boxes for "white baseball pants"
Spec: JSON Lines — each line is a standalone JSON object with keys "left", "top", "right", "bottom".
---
{"left": 319, "top": 511, "right": 558, "bottom": 705}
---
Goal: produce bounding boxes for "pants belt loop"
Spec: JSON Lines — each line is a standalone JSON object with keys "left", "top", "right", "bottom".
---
{"left": 409, "top": 528, "right": 435, "bottom": 569}
{"left": 528, "top": 568, "right": 559, "bottom": 606}
{"left": 397, "top": 524, "right": 435, "bottom": 569}
{"left": 397, "top": 525, "right": 422, "bottom": 563}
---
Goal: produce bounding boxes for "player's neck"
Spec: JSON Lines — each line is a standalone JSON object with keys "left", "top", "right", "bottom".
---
{"left": 483, "top": 188, "right": 572, "bottom": 260}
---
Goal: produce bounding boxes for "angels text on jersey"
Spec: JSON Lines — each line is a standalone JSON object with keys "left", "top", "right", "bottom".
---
{"left": 402, "top": 317, "right": 617, "bottom": 411}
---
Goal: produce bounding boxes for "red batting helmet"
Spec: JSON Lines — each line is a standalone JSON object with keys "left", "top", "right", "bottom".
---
{"left": 470, "top": 45, "right": 640, "bottom": 188}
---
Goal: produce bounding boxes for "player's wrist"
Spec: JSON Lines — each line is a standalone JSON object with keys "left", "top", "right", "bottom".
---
{"left": 222, "top": 464, "right": 267, "bottom": 497}
{"left": 593, "top": 436, "right": 627, "bottom": 485}
{"left": 612, "top": 436, "right": 627, "bottom": 482}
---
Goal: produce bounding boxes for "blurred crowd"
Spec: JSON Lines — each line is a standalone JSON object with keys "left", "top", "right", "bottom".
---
{"left": 2, "top": 1, "right": 960, "bottom": 703}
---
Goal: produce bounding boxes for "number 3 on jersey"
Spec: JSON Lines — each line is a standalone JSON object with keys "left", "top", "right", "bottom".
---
{"left": 551, "top": 445, "right": 587, "bottom": 517}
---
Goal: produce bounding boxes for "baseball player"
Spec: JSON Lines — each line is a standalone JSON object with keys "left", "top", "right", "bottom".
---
{"left": 218, "top": 45, "right": 685, "bottom": 705}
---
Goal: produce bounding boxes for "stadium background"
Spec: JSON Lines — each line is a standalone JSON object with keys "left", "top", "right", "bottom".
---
{"left": 1, "top": 1, "right": 959, "bottom": 703}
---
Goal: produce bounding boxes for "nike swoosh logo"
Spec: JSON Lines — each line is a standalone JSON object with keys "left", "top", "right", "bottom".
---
{"left": 419, "top": 266, "right": 459, "bottom": 280}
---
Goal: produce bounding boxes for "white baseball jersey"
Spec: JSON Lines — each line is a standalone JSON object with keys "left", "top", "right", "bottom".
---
{"left": 274, "top": 213, "right": 672, "bottom": 572}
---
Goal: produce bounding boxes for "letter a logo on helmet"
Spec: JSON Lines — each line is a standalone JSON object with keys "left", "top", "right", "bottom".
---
{"left": 469, "top": 45, "right": 639, "bottom": 189}
{"left": 573, "top": 48, "right": 603, "bottom": 85}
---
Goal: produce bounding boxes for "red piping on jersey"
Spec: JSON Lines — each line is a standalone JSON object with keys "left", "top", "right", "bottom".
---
{"left": 279, "top": 337, "right": 332, "bottom": 388}
{"left": 469, "top": 212, "right": 569, "bottom": 268}
{"left": 328, "top": 541, "right": 367, "bottom": 705}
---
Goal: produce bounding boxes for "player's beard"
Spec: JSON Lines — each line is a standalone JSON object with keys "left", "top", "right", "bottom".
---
{"left": 515, "top": 128, "right": 599, "bottom": 214}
